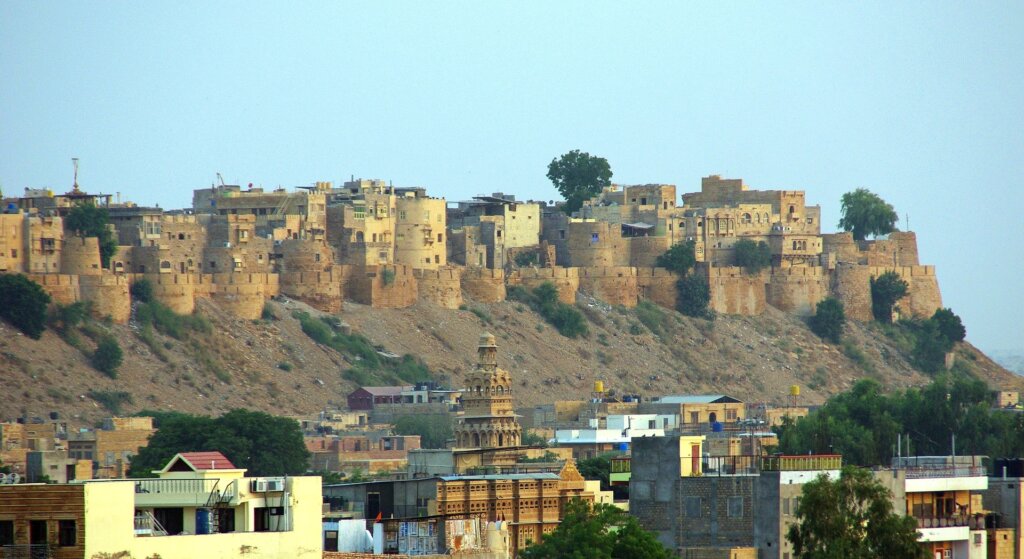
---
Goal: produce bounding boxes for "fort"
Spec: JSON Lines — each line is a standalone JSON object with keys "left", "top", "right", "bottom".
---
{"left": 0, "top": 175, "right": 942, "bottom": 323}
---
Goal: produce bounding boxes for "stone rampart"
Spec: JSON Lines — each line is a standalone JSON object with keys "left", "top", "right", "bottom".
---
{"left": 578, "top": 266, "right": 639, "bottom": 307}
{"left": 636, "top": 268, "right": 678, "bottom": 310}
{"left": 198, "top": 273, "right": 280, "bottom": 319}
{"left": 348, "top": 265, "right": 418, "bottom": 309}
{"left": 831, "top": 263, "right": 873, "bottom": 321}
{"left": 414, "top": 266, "right": 463, "bottom": 309}
{"left": 706, "top": 267, "right": 766, "bottom": 316}
{"left": 280, "top": 270, "right": 344, "bottom": 313}
{"left": 79, "top": 274, "right": 131, "bottom": 323}
{"left": 890, "top": 231, "right": 920, "bottom": 266}
{"left": 866, "top": 265, "right": 942, "bottom": 319}
{"left": 626, "top": 236, "right": 672, "bottom": 268}
{"left": 506, "top": 266, "right": 579, "bottom": 304}
{"left": 460, "top": 267, "right": 506, "bottom": 302}
{"left": 26, "top": 274, "right": 81, "bottom": 306}
{"left": 821, "top": 232, "right": 860, "bottom": 264}
{"left": 765, "top": 266, "right": 828, "bottom": 316}
{"left": 142, "top": 273, "right": 199, "bottom": 314}
{"left": 60, "top": 236, "right": 102, "bottom": 276}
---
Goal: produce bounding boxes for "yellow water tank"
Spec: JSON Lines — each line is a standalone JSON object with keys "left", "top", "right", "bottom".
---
{"left": 789, "top": 385, "right": 801, "bottom": 396}
{"left": 595, "top": 380, "right": 604, "bottom": 393}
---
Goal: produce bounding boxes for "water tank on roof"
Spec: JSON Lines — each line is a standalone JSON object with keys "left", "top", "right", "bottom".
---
{"left": 711, "top": 421, "right": 724, "bottom": 432}
{"left": 195, "top": 508, "right": 212, "bottom": 535}
{"left": 617, "top": 442, "right": 629, "bottom": 451}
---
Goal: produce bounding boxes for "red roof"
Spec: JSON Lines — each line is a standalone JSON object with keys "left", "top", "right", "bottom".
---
{"left": 176, "top": 451, "right": 237, "bottom": 470}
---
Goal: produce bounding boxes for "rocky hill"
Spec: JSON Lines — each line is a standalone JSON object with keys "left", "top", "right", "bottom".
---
{"left": 1, "top": 295, "right": 1020, "bottom": 427}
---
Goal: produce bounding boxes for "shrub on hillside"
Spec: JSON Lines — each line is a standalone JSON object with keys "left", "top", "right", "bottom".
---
{"left": 675, "top": 273, "right": 710, "bottom": 318}
{"left": 130, "top": 279, "right": 154, "bottom": 303}
{"left": 809, "top": 297, "right": 846, "bottom": 343}
{"left": 92, "top": 337, "right": 124, "bottom": 378}
{"left": 0, "top": 274, "right": 51, "bottom": 339}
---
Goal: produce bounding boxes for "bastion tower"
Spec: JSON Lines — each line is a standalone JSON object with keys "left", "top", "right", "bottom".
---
{"left": 455, "top": 332, "right": 522, "bottom": 449}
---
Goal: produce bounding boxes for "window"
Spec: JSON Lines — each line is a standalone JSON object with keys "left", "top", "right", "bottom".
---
{"left": 685, "top": 497, "right": 701, "bottom": 518}
{"left": 728, "top": 496, "right": 743, "bottom": 518}
{"left": 399, "top": 211, "right": 406, "bottom": 220}
{"left": 30, "top": 520, "right": 48, "bottom": 545}
{"left": 424, "top": 211, "right": 430, "bottom": 221}
{"left": 591, "top": 233, "right": 599, "bottom": 243}
{"left": 218, "top": 509, "right": 236, "bottom": 533}
{"left": 354, "top": 207, "right": 366, "bottom": 220}
{"left": 559, "top": 230, "right": 565, "bottom": 240}
{"left": 437, "top": 233, "right": 443, "bottom": 243}
{"left": 0, "top": 521, "right": 13, "bottom": 545}
{"left": 10, "top": 249, "right": 17, "bottom": 258}
{"left": 783, "top": 498, "right": 791, "bottom": 515}
{"left": 726, "top": 409, "right": 738, "bottom": 421}
{"left": 58, "top": 520, "right": 76, "bottom": 546}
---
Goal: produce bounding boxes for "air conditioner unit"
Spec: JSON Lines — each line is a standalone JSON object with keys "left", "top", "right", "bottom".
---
{"left": 251, "top": 478, "right": 285, "bottom": 492}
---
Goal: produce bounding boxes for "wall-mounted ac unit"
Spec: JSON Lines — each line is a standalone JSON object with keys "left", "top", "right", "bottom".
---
{"left": 251, "top": 478, "right": 285, "bottom": 492}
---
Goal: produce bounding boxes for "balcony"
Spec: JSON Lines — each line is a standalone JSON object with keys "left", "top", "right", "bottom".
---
{"left": 133, "top": 478, "right": 238, "bottom": 507}
{"left": 915, "top": 515, "right": 984, "bottom": 530}
{"left": 903, "top": 465, "right": 987, "bottom": 479}
{"left": 761, "top": 454, "right": 842, "bottom": 472}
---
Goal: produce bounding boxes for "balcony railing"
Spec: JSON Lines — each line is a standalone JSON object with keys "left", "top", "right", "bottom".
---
{"left": 903, "top": 466, "right": 987, "bottom": 479}
{"left": 0, "top": 544, "right": 51, "bottom": 559}
{"left": 134, "top": 478, "right": 221, "bottom": 495}
{"left": 761, "top": 455, "right": 842, "bottom": 472}
{"left": 915, "top": 515, "right": 984, "bottom": 530}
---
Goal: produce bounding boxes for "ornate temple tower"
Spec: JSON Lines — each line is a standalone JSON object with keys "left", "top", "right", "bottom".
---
{"left": 455, "top": 332, "right": 522, "bottom": 448}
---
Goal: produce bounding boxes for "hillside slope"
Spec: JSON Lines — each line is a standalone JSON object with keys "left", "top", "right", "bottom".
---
{"left": 1, "top": 296, "right": 1020, "bottom": 427}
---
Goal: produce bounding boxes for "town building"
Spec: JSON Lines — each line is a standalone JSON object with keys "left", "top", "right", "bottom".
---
{"left": 306, "top": 434, "right": 422, "bottom": 475}
{"left": 876, "top": 455, "right": 989, "bottom": 559}
{"left": 347, "top": 386, "right": 413, "bottom": 411}
{"left": 66, "top": 416, "right": 156, "bottom": 479}
{"left": 323, "top": 460, "right": 594, "bottom": 554}
{"left": 448, "top": 194, "right": 542, "bottom": 269}
{"left": 553, "top": 413, "right": 674, "bottom": 460}
{"left": 983, "top": 458, "right": 1024, "bottom": 559}
{"left": 629, "top": 433, "right": 842, "bottom": 559}
{"left": 639, "top": 394, "right": 746, "bottom": 428}
{"left": 0, "top": 451, "right": 321, "bottom": 559}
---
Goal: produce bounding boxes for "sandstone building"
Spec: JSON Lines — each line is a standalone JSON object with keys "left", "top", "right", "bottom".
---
{"left": 455, "top": 333, "right": 523, "bottom": 449}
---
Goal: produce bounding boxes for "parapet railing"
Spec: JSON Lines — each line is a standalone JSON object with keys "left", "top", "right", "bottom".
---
{"left": 903, "top": 465, "right": 987, "bottom": 479}
{"left": 761, "top": 455, "right": 842, "bottom": 472}
{"left": 134, "top": 478, "right": 221, "bottom": 495}
{"left": 915, "top": 515, "right": 984, "bottom": 530}
{"left": 0, "top": 544, "right": 52, "bottom": 559}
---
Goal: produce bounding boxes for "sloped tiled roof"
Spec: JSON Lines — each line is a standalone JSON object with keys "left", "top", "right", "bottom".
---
{"left": 174, "top": 451, "right": 237, "bottom": 470}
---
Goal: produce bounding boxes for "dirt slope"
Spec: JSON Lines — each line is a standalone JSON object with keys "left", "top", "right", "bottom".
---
{"left": 1, "top": 295, "right": 1019, "bottom": 427}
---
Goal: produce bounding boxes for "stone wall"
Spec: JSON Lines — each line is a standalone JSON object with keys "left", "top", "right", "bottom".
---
{"left": 765, "top": 266, "right": 828, "bottom": 316}
{"left": 507, "top": 267, "right": 579, "bottom": 304}
{"left": 348, "top": 265, "right": 418, "bottom": 309}
{"left": 831, "top": 263, "right": 873, "bottom": 321}
{"left": 460, "top": 267, "right": 506, "bottom": 303}
{"left": 79, "top": 274, "right": 131, "bottom": 323}
{"left": 26, "top": 274, "right": 81, "bottom": 307}
{"left": 706, "top": 267, "right": 766, "bottom": 316}
{"left": 578, "top": 267, "right": 639, "bottom": 307}
{"left": 280, "top": 270, "right": 344, "bottom": 313}
{"left": 637, "top": 268, "right": 679, "bottom": 311}
{"left": 626, "top": 235, "right": 672, "bottom": 268}
{"left": 821, "top": 232, "right": 860, "bottom": 264}
{"left": 565, "top": 222, "right": 621, "bottom": 267}
{"left": 415, "top": 266, "right": 464, "bottom": 309}
{"left": 200, "top": 272, "right": 280, "bottom": 320}
{"left": 891, "top": 231, "right": 920, "bottom": 266}
{"left": 60, "top": 236, "right": 102, "bottom": 276}
{"left": 866, "top": 265, "right": 942, "bottom": 319}
{"left": 143, "top": 273, "right": 199, "bottom": 314}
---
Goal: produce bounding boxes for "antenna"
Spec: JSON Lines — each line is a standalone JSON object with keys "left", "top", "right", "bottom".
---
{"left": 72, "top": 157, "right": 80, "bottom": 192}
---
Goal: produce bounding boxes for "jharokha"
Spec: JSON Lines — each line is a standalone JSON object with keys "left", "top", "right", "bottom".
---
{"left": 0, "top": 174, "right": 941, "bottom": 323}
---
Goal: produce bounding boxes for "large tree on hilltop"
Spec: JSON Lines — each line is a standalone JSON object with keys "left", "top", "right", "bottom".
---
{"left": 788, "top": 466, "right": 926, "bottom": 559}
{"left": 547, "top": 150, "right": 612, "bottom": 214}
{"left": 838, "top": 188, "right": 898, "bottom": 241}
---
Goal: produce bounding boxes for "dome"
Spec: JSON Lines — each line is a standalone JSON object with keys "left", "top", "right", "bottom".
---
{"left": 478, "top": 332, "right": 497, "bottom": 348}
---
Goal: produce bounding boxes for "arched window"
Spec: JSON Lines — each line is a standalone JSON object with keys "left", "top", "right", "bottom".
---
{"left": 741, "top": 213, "right": 751, "bottom": 224}
{"left": 472, "top": 433, "right": 480, "bottom": 447}
{"left": 160, "top": 260, "right": 171, "bottom": 270}
{"left": 709, "top": 412, "right": 718, "bottom": 424}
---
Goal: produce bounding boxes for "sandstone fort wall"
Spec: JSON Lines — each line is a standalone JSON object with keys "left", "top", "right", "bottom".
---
{"left": 460, "top": 267, "right": 506, "bottom": 303}
{"left": 414, "top": 266, "right": 464, "bottom": 309}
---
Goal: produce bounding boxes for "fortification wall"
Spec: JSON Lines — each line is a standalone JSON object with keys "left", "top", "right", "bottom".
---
{"left": 578, "top": 266, "right": 639, "bottom": 307}
{"left": 460, "top": 267, "right": 505, "bottom": 302}
{"left": 507, "top": 266, "right": 579, "bottom": 304}
{"left": 414, "top": 266, "right": 463, "bottom": 309}
{"left": 626, "top": 236, "right": 672, "bottom": 268}
{"left": 79, "top": 274, "right": 131, "bottom": 323}
{"left": 860, "top": 239, "right": 900, "bottom": 267}
{"left": 636, "top": 268, "right": 678, "bottom": 310}
{"left": 766, "top": 266, "right": 828, "bottom": 316}
{"left": 866, "top": 265, "right": 942, "bottom": 319}
{"left": 348, "top": 265, "right": 418, "bottom": 309}
{"left": 821, "top": 232, "right": 860, "bottom": 264}
{"left": 60, "top": 236, "right": 102, "bottom": 276}
{"left": 277, "top": 239, "right": 335, "bottom": 272}
{"left": 197, "top": 273, "right": 280, "bottom": 320}
{"left": 890, "top": 232, "right": 920, "bottom": 266}
{"left": 26, "top": 274, "right": 81, "bottom": 306}
{"left": 706, "top": 267, "right": 766, "bottom": 316}
{"left": 142, "top": 273, "right": 199, "bottom": 315}
{"left": 280, "top": 270, "right": 344, "bottom": 313}
{"left": 831, "top": 263, "right": 873, "bottom": 321}
{"left": 565, "top": 222, "right": 620, "bottom": 267}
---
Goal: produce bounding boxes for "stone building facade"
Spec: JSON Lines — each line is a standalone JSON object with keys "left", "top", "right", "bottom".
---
{"left": 455, "top": 333, "right": 522, "bottom": 450}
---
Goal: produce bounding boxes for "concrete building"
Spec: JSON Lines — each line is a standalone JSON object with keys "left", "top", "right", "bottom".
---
{"left": 876, "top": 456, "right": 989, "bottom": 559}
{"left": 983, "top": 458, "right": 1024, "bottom": 559}
{"left": 323, "top": 460, "right": 594, "bottom": 554}
{"left": 629, "top": 434, "right": 841, "bottom": 559}
{"left": 449, "top": 194, "right": 542, "bottom": 269}
{"left": 553, "top": 413, "right": 675, "bottom": 460}
{"left": 406, "top": 446, "right": 574, "bottom": 478}
{"left": 347, "top": 386, "right": 413, "bottom": 411}
{"left": 66, "top": 416, "right": 156, "bottom": 479}
{"left": 640, "top": 394, "right": 746, "bottom": 428}
{"left": 0, "top": 451, "right": 322, "bottom": 559}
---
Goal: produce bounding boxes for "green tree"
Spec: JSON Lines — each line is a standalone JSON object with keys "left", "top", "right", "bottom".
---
{"left": 547, "top": 150, "right": 613, "bottom": 214}
{"left": 733, "top": 239, "right": 771, "bottom": 275}
{"left": 0, "top": 273, "right": 51, "bottom": 339}
{"left": 392, "top": 414, "right": 453, "bottom": 449}
{"left": 521, "top": 431, "right": 549, "bottom": 447}
{"left": 838, "top": 188, "right": 899, "bottom": 241}
{"left": 65, "top": 202, "right": 118, "bottom": 268}
{"left": 788, "top": 466, "right": 926, "bottom": 559}
{"left": 675, "top": 273, "right": 710, "bottom": 318}
{"left": 930, "top": 308, "right": 966, "bottom": 345}
{"left": 131, "top": 278, "right": 154, "bottom": 303}
{"left": 92, "top": 336, "right": 123, "bottom": 378}
{"left": 870, "top": 271, "right": 908, "bottom": 323}
{"left": 655, "top": 240, "right": 696, "bottom": 275}
{"left": 808, "top": 297, "right": 846, "bottom": 344}
{"left": 911, "top": 319, "right": 950, "bottom": 374}
{"left": 128, "top": 409, "right": 310, "bottom": 477}
{"left": 520, "top": 499, "right": 673, "bottom": 559}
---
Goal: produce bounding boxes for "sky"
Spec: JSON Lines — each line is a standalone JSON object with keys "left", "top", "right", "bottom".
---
{"left": 2, "top": 2, "right": 1022, "bottom": 352}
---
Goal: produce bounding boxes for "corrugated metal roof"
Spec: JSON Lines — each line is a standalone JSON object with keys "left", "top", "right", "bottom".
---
{"left": 654, "top": 395, "right": 742, "bottom": 404}
{"left": 359, "top": 386, "right": 413, "bottom": 396}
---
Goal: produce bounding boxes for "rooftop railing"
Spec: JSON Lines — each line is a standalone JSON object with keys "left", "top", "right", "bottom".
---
{"left": 903, "top": 465, "right": 987, "bottom": 479}
{"left": 134, "top": 478, "right": 221, "bottom": 495}
{"left": 761, "top": 454, "right": 842, "bottom": 472}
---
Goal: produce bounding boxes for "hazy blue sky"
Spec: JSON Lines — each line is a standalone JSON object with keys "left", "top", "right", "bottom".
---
{"left": 2, "top": 3, "right": 1021, "bottom": 352}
